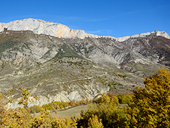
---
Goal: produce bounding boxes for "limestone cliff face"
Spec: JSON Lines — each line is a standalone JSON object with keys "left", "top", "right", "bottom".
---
{"left": 0, "top": 18, "right": 169, "bottom": 41}
{"left": 116, "top": 30, "right": 170, "bottom": 42}
{"left": 0, "top": 18, "right": 96, "bottom": 39}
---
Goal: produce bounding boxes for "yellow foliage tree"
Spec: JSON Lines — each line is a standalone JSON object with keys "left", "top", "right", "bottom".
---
{"left": 88, "top": 115, "right": 104, "bottom": 128}
{"left": 1, "top": 107, "right": 31, "bottom": 127}
{"left": 18, "top": 87, "right": 31, "bottom": 109}
{"left": 79, "top": 94, "right": 128, "bottom": 128}
{"left": 127, "top": 68, "right": 170, "bottom": 127}
{"left": 0, "top": 94, "right": 5, "bottom": 125}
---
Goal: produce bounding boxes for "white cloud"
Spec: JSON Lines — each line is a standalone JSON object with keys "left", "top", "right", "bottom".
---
{"left": 86, "top": 30, "right": 101, "bottom": 34}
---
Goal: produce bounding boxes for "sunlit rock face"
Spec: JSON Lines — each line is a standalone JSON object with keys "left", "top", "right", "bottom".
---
{"left": 0, "top": 18, "right": 96, "bottom": 39}
{"left": 116, "top": 30, "right": 169, "bottom": 42}
{"left": 0, "top": 18, "right": 169, "bottom": 41}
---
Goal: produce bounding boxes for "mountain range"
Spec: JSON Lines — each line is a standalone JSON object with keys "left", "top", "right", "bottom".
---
{"left": 0, "top": 18, "right": 169, "bottom": 40}
{"left": 0, "top": 18, "right": 169, "bottom": 108}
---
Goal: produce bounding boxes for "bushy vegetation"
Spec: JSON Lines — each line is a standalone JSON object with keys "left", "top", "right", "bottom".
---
{"left": 78, "top": 94, "right": 128, "bottom": 128}
{"left": 126, "top": 68, "right": 170, "bottom": 127}
{"left": 28, "top": 98, "right": 91, "bottom": 113}
{"left": 108, "top": 81, "right": 123, "bottom": 86}
{"left": 56, "top": 43, "right": 83, "bottom": 59}
{"left": 0, "top": 68, "right": 170, "bottom": 127}
{"left": 0, "top": 40, "right": 20, "bottom": 53}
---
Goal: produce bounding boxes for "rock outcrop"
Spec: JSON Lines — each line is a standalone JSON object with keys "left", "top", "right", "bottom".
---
{"left": 116, "top": 30, "right": 169, "bottom": 42}
{"left": 0, "top": 18, "right": 97, "bottom": 39}
{"left": 0, "top": 18, "right": 169, "bottom": 41}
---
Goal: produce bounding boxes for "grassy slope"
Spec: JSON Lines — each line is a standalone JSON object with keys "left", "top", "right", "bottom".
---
{"left": 52, "top": 105, "right": 89, "bottom": 118}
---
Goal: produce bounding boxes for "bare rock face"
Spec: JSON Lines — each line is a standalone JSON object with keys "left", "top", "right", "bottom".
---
{"left": 0, "top": 18, "right": 169, "bottom": 41}
{"left": 0, "top": 18, "right": 97, "bottom": 39}
{"left": 116, "top": 30, "right": 169, "bottom": 42}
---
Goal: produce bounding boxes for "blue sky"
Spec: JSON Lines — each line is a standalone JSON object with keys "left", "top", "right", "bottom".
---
{"left": 0, "top": 0, "right": 170, "bottom": 37}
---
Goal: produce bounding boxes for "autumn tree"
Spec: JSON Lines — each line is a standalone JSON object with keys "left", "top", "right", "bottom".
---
{"left": 87, "top": 115, "right": 104, "bottom": 128}
{"left": 78, "top": 94, "right": 128, "bottom": 128}
{"left": 0, "top": 94, "right": 5, "bottom": 125}
{"left": 127, "top": 68, "right": 170, "bottom": 128}
{"left": 1, "top": 107, "right": 31, "bottom": 127}
{"left": 18, "top": 87, "right": 31, "bottom": 109}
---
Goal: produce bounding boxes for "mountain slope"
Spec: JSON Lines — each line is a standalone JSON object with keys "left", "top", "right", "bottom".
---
{"left": 0, "top": 30, "right": 142, "bottom": 108}
{"left": 0, "top": 19, "right": 169, "bottom": 108}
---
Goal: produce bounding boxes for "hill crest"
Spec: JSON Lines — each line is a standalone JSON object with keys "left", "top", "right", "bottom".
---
{"left": 0, "top": 18, "right": 169, "bottom": 41}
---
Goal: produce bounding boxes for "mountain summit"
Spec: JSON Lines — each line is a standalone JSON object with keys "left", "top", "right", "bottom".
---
{"left": 0, "top": 18, "right": 169, "bottom": 41}
{"left": 0, "top": 18, "right": 97, "bottom": 39}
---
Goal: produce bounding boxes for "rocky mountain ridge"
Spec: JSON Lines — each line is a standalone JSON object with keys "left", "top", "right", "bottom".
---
{"left": 0, "top": 19, "right": 169, "bottom": 109}
{"left": 1, "top": 30, "right": 170, "bottom": 66}
{"left": 0, "top": 18, "right": 97, "bottom": 39}
{"left": 116, "top": 30, "right": 169, "bottom": 42}
{"left": 0, "top": 18, "right": 169, "bottom": 41}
